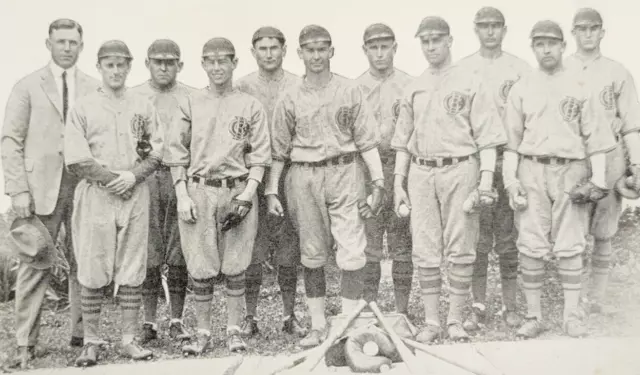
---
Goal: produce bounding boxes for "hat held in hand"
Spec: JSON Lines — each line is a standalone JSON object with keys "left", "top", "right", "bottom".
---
{"left": 7, "top": 216, "right": 55, "bottom": 269}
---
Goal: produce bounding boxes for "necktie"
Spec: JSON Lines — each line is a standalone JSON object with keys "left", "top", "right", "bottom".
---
{"left": 62, "top": 71, "right": 68, "bottom": 123}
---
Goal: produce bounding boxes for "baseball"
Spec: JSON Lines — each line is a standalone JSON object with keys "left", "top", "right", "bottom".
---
{"left": 366, "top": 194, "right": 373, "bottom": 206}
{"left": 379, "top": 364, "right": 391, "bottom": 373}
{"left": 363, "top": 341, "right": 379, "bottom": 356}
{"left": 398, "top": 203, "right": 410, "bottom": 217}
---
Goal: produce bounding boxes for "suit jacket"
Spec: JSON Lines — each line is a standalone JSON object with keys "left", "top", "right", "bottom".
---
{"left": 1, "top": 65, "right": 100, "bottom": 215}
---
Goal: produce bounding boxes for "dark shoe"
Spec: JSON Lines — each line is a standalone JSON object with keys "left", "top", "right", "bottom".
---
{"left": 169, "top": 321, "right": 192, "bottom": 341}
{"left": 139, "top": 323, "right": 158, "bottom": 345}
{"left": 462, "top": 303, "right": 487, "bottom": 331}
{"left": 415, "top": 325, "right": 443, "bottom": 344}
{"left": 516, "top": 317, "right": 547, "bottom": 339}
{"left": 447, "top": 323, "right": 470, "bottom": 342}
{"left": 282, "top": 315, "right": 308, "bottom": 337}
{"left": 504, "top": 309, "right": 523, "bottom": 328}
{"left": 121, "top": 341, "right": 153, "bottom": 360}
{"left": 182, "top": 332, "right": 210, "bottom": 356}
{"left": 70, "top": 336, "right": 84, "bottom": 348}
{"left": 240, "top": 316, "right": 259, "bottom": 337}
{"left": 299, "top": 328, "right": 327, "bottom": 348}
{"left": 75, "top": 343, "right": 98, "bottom": 367}
{"left": 227, "top": 328, "right": 247, "bottom": 353}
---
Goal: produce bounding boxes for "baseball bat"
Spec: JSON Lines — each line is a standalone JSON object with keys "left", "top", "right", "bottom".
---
{"left": 286, "top": 299, "right": 369, "bottom": 373}
{"left": 402, "top": 338, "right": 505, "bottom": 375}
{"left": 368, "top": 301, "right": 421, "bottom": 375}
{"left": 222, "top": 356, "right": 244, "bottom": 375}
{"left": 265, "top": 347, "right": 318, "bottom": 375}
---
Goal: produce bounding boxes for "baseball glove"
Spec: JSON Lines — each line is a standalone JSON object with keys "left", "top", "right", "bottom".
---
{"left": 462, "top": 188, "right": 498, "bottom": 214}
{"left": 344, "top": 326, "right": 396, "bottom": 373}
{"left": 219, "top": 198, "right": 253, "bottom": 232}
{"left": 358, "top": 182, "right": 387, "bottom": 219}
{"left": 615, "top": 174, "right": 640, "bottom": 199}
{"left": 568, "top": 179, "right": 609, "bottom": 204}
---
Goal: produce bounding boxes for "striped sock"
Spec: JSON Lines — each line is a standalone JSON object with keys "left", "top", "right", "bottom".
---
{"left": 244, "top": 264, "right": 262, "bottom": 318}
{"left": 471, "top": 252, "right": 489, "bottom": 304}
{"left": 520, "top": 254, "right": 545, "bottom": 320}
{"left": 192, "top": 277, "right": 214, "bottom": 332}
{"left": 558, "top": 255, "right": 583, "bottom": 321}
{"left": 119, "top": 285, "right": 142, "bottom": 344}
{"left": 278, "top": 266, "right": 297, "bottom": 318}
{"left": 168, "top": 266, "right": 188, "bottom": 320}
{"left": 226, "top": 272, "right": 246, "bottom": 328}
{"left": 447, "top": 264, "right": 473, "bottom": 325}
{"left": 499, "top": 252, "right": 519, "bottom": 310}
{"left": 418, "top": 267, "right": 441, "bottom": 326}
{"left": 81, "top": 286, "right": 103, "bottom": 343}
{"left": 142, "top": 267, "right": 160, "bottom": 323}
{"left": 392, "top": 260, "right": 413, "bottom": 315}
{"left": 362, "top": 262, "right": 381, "bottom": 303}
{"left": 590, "top": 239, "right": 612, "bottom": 303}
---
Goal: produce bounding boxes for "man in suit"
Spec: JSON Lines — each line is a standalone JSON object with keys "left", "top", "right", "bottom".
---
{"left": 1, "top": 18, "right": 100, "bottom": 370}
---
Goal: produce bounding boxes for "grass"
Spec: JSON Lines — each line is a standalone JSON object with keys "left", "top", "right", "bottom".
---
{"left": 1, "top": 208, "right": 640, "bottom": 370}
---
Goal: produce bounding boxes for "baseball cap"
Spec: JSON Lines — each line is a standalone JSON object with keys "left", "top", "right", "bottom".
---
{"left": 299, "top": 25, "right": 332, "bottom": 46}
{"left": 363, "top": 23, "right": 395, "bottom": 43}
{"left": 252, "top": 26, "right": 286, "bottom": 44}
{"left": 474, "top": 7, "right": 505, "bottom": 24}
{"left": 415, "top": 16, "right": 450, "bottom": 38}
{"left": 530, "top": 20, "right": 563, "bottom": 40}
{"left": 202, "top": 37, "right": 236, "bottom": 58}
{"left": 147, "top": 39, "right": 180, "bottom": 60}
{"left": 573, "top": 8, "right": 603, "bottom": 27}
{"left": 97, "top": 40, "right": 133, "bottom": 60}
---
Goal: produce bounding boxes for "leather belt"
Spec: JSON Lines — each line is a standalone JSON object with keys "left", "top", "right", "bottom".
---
{"left": 295, "top": 153, "right": 355, "bottom": 168}
{"left": 411, "top": 155, "right": 470, "bottom": 168}
{"left": 524, "top": 155, "right": 574, "bottom": 165}
{"left": 190, "top": 175, "right": 247, "bottom": 188}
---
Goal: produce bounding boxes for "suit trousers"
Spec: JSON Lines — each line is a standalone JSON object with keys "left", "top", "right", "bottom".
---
{"left": 14, "top": 169, "right": 82, "bottom": 346}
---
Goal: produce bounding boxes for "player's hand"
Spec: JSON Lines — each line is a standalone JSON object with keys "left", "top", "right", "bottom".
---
{"left": 107, "top": 171, "right": 136, "bottom": 195}
{"left": 266, "top": 195, "right": 284, "bottom": 217}
{"left": 505, "top": 180, "right": 528, "bottom": 211}
{"left": 116, "top": 189, "right": 134, "bottom": 201}
{"left": 393, "top": 186, "right": 411, "bottom": 217}
{"left": 11, "top": 192, "right": 34, "bottom": 218}
{"left": 177, "top": 194, "right": 198, "bottom": 223}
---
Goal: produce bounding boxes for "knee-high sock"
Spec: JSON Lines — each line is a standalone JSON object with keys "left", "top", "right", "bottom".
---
{"left": 520, "top": 254, "right": 545, "bottom": 320}
{"left": 168, "top": 266, "right": 188, "bottom": 321}
{"left": 499, "top": 252, "right": 519, "bottom": 310}
{"left": 304, "top": 266, "right": 326, "bottom": 330}
{"left": 418, "top": 267, "right": 441, "bottom": 326}
{"left": 471, "top": 252, "right": 489, "bottom": 304}
{"left": 244, "top": 264, "right": 262, "bottom": 318}
{"left": 590, "top": 239, "right": 612, "bottom": 303}
{"left": 119, "top": 285, "right": 142, "bottom": 344}
{"left": 81, "top": 286, "right": 103, "bottom": 344}
{"left": 192, "top": 278, "right": 214, "bottom": 333}
{"left": 68, "top": 270, "right": 83, "bottom": 338}
{"left": 226, "top": 272, "right": 246, "bottom": 330}
{"left": 362, "top": 262, "right": 381, "bottom": 303}
{"left": 558, "top": 255, "right": 583, "bottom": 321}
{"left": 341, "top": 268, "right": 365, "bottom": 313}
{"left": 392, "top": 260, "right": 413, "bottom": 315}
{"left": 278, "top": 266, "right": 297, "bottom": 318}
{"left": 141, "top": 267, "right": 160, "bottom": 324}
{"left": 447, "top": 264, "right": 473, "bottom": 325}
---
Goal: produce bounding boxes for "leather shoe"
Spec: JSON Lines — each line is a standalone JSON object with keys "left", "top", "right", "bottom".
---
{"left": 70, "top": 336, "right": 84, "bottom": 348}
{"left": 282, "top": 315, "right": 307, "bottom": 337}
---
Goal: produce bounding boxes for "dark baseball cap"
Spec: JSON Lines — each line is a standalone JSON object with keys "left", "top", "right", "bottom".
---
{"left": 363, "top": 23, "right": 395, "bottom": 43}
{"left": 415, "top": 16, "right": 450, "bottom": 38}
{"left": 252, "top": 26, "right": 286, "bottom": 44}
{"left": 474, "top": 7, "right": 505, "bottom": 24}
{"left": 299, "top": 25, "right": 332, "bottom": 46}
{"left": 97, "top": 40, "right": 133, "bottom": 59}
{"left": 573, "top": 8, "right": 603, "bottom": 27}
{"left": 202, "top": 37, "right": 235, "bottom": 58}
{"left": 530, "top": 20, "right": 563, "bottom": 40}
{"left": 147, "top": 39, "right": 180, "bottom": 60}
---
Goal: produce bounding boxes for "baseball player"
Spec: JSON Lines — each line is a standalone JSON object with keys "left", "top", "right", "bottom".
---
{"left": 502, "top": 21, "right": 617, "bottom": 339}
{"left": 564, "top": 8, "right": 640, "bottom": 315}
{"left": 163, "top": 37, "right": 271, "bottom": 355}
{"left": 391, "top": 16, "right": 506, "bottom": 343}
{"left": 454, "top": 7, "right": 531, "bottom": 331}
{"left": 267, "top": 25, "right": 385, "bottom": 348}
{"left": 354, "top": 23, "right": 414, "bottom": 315}
{"left": 235, "top": 27, "right": 306, "bottom": 338}
{"left": 130, "top": 39, "right": 196, "bottom": 343}
{"left": 65, "top": 40, "right": 163, "bottom": 366}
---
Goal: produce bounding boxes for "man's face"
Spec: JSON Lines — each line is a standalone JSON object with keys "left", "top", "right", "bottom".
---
{"left": 97, "top": 56, "right": 131, "bottom": 90}
{"left": 572, "top": 24, "right": 604, "bottom": 52}
{"left": 201, "top": 55, "right": 237, "bottom": 86}
{"left": 145, "top": 58, "right": 182, "bottom": 87}
{"left": 532, "top": 37, "right": 565, "bottom": 70}
{"left": 252, "top": 37, "right": 286, "bottom": 72}
{"left": 297, "top": 41, "right": 334, "bottom": 74}
{"left": 46, "top": 28, "right": 84, "bottom": 69}
{"left": 474, "top": 22, "right": 506, "bottom": 49}
{"left": 420, "top": 34, "right": 452, "bottom": 66}
{"left": 363, "top": 38, "right": 397, "bottom": 71}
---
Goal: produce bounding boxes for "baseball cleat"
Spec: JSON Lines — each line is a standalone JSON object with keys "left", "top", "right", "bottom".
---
{"left": 240, "top": 316, "right": 259, "bottom": 337}
{"left": 516, "top": 317, "right": 547, "bottom": 339}
{"left": 121, "top": 341, "right": 153, "bottom": 360}
{"left": 463, "top": 303, "right": 487, "bottom": 331}
{"left": 299, "top": 328, "right": 327, "bottom": 349}
{"left": 447, "top": 323, "right": 470, "bottom": 342}
{"left": 182, "top": 332, "right": 211, "bottom": 356}
{"left": 169, "top": 321, "right": 192, "bottom": 341}
{"left": 139, "top": 323, "right": 158, "bottom": 345}
{"left": 282, "top": 315, "right": 308, "bottom": 337}
{"left": 75, "top": 343, "right": 98, "bottom": 367}
{"left": 415, "top": 324, "right": 443, "bottom": 344}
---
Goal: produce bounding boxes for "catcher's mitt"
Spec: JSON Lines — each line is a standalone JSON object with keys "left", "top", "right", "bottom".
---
{"left": 358, "top": 182, "right": 387, "bottom": 219}
{"left": 344, "top": 326, "right": 396, "bottom": 373}
{"left": 615, "top": 175, "right": 640, "bottom": 199}
{"left": 219, "top": 198, "right": 253, "bottom": 232}
{"left": 568, "top": 179, "right": 609, "bottom": 203}
{"left": 462, "top": 188, "right": 498, "bottom": 214}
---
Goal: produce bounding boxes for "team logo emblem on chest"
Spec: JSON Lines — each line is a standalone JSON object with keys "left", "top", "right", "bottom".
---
{"left": 229, "top": 116, "right": 253, "bottom": 140}
{"left": 559, "top": 96, "right": 584, "bottom": 122}
{"left": 600, "top": 84, "right": 616, "bottom": 110}
{"left": 499, "top": 80, "right": 516, "bottom": 103}
{"left": 392, "top": 99, "right": 401, "bottom": 122}
{"left": 443, "top": 91, "right": 467, "bottom": 115}
{"left": 130, "top": 114, "right": 151, "bottom": 141}
{"left": 335, "top": 104, "right": 361, "bottom": 131}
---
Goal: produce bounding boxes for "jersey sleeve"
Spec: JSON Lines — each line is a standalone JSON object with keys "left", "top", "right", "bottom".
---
{"left": 270, "top": 92, "right": 295, "bottom": 161}
{"left": 617, "top": 69, "right": 640, "bottom": 135}
{"left": 348, "top": 84, "right": 379, "bottom": 152}
{"left": 244, "top": 99, "right": 272, "bottom": 168}
{"left": 581, "top": 96, "right": 617, "bottom": 156}
{"left": 469, "top": 81, "right": 507, "bottom": 150}
{"left": 390, "top": 87, "right": 415, "bottom": 153}
{"left": 162, "top": 95, "right": 192, "bottom": 167}
{"left": 503, "top": 81, "right": 526, "bottom": 153}
{"left": 64, "top": 102, "right": 95, "bottom": 166}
